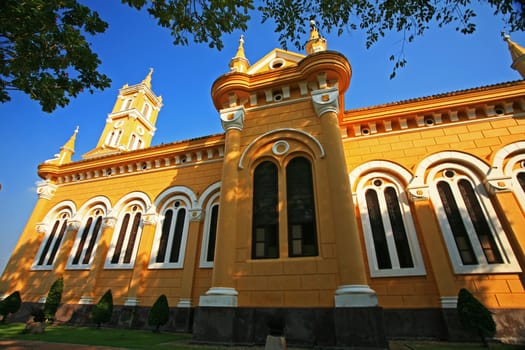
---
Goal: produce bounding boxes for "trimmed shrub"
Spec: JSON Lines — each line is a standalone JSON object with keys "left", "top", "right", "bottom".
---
{"left": 92, "top": 289, "right": 113, "bottom": 328}
{"left": 43, "top": 277, "right": 63, "bottom": 322}
{"left": 0, "top": 291, "right": 22, "bottom": 322}
{"left": 148, "top": 294, "right": 169, "bottom": 332}
{"left": 457, "top": 288, "right": 496, "bottom": 347}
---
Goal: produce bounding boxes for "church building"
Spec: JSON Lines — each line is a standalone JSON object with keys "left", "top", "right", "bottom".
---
{"left": 1, "top": 24, "right": 524, "bottom": 347}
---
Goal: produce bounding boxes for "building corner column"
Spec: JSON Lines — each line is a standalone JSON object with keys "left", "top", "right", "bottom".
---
{"left": 199, "top": 105, "right": 245, "bottom": 307}
{"left": 311, "top": 88, "right": 377, "bottom": 307}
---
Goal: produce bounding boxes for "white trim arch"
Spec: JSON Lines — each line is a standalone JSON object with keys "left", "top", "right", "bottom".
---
{"left": 350, "top": 162, "right": 425, "bottom": 277}
{"left": 238, "top": 128, "right": 325, "bottom": 169}
{"left": 199, "top": 187, "right": 221, "bottom": 268}
{"left": 66, "top": 196, "right": 112, "bottom": 270}
{"left": 32, "top": 201, "right": 77, "bottom": 270}
{"left": 425, "top": 161, "right": 520, "bottom": 274}
{"left": 104, "top": 192, "right": 151, "bottom": 269}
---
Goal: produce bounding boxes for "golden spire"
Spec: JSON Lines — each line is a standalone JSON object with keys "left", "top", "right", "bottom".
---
{"left": 142, "top": 68, "right": 153, "bottom": 88}
{"left": 229, "top": 35, "right": 249, "bottom": 73}
{"left": 503, "top": 33, "right": 525, "bottom": 79}
{"left": 46, "top": 126, "right": 78, "bottom": 165}
{"left": 306, "top": 20, "right": 327, "bottom": 55}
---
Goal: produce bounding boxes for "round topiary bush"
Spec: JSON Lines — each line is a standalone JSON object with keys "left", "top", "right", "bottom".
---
{"left": 0, "top": 291, "right": 22, "bottom": 322}
{"left": 148, "top": 294, "right": 169, "bottom": 332}
{"left": 92, "top": 289, "right": 113, "bottom": 328}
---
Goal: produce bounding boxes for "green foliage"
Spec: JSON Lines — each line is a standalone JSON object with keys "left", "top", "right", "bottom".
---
{"left": 0, "top": 0, "right": 111, "bottom": 112}
{"left": 457, "top": 288, "right": 496, "bottom": 346}
{"left": 91, "top": 289, "right": 113, "bottom": 328}
{"left": 147, "top": 294, "right": 169, "bottom": 332}
{"left": 43, "top": 277, "right": 64, "bottom": 322}
{"left": 0, "top": 291, "right": 22, "bottom": 322}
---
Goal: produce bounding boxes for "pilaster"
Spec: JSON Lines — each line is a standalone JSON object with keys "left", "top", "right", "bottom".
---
{"left": 311, "top": 88, "right": 377, "bottom": 307}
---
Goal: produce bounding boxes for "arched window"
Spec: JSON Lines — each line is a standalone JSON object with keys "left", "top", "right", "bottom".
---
{"left": 149, "top": 197, "right": 190, "bottom": 268}
{"left": 122, "top": 98, "right": 132, "bottom": 110}
{"left": 200, "top": 199, "right": 219, "bottom": 268}
{"left": 430, "top": 165, "right": 520, "bottom": 274}
{"left": 105, "top": 129, "right": 122, "bottom": 147}
{"left": 142, "top": 103, "right": 151, "bottom": 119}
{"left": 105, "top": 204, "right": 143, "bottom": 268}
{"left": 252, "top": 161, "right": 279, "bottom": 259}
{"left": 356, "top": 172, "right": 425, "bottom": 277}
{"left": 67, "top": 209, "right": 104, "bottom": 269}
{"left": 286, "top": 157, "right": 318, "bottom": 257}
{"left": 33, "top": 212, "right": 70, "bottom": 270}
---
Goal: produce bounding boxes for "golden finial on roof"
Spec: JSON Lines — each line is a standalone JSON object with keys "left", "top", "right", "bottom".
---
{"left": 306, "top": 19, "right": 327, "bottom": 55}
{"left": 502, "top": 32, "right": 525, "bottom": 79}
{"left": 229, "top": 35, "right": 249, "bottom": 73}
{"left": 46, "top": 126, "right": 78, "bottom": 165}
{"left": 142, "top": 68, "right": 153, "bottom": 88}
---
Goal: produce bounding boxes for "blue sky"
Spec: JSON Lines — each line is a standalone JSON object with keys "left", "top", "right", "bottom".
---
{"left": 1, "top": 2, "right": 524, "bottom": 275}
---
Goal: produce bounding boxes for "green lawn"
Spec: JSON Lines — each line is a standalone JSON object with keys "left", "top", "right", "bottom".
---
{"left": 0, "top": 323, "right": 195, "bottom": 349}
{"left": 0, "top": 323, "right": 522, "bottom": 350}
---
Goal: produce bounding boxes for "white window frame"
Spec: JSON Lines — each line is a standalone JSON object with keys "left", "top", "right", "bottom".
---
{"left": 105, "top": 129, "right": 122, "bottom": 147}
{"left": 428, "top": 163, "right": 521, "bottom": 274}
{"left": 66, "top": 206, "right": 105, "bottom": 270}
{"left": 32, "top": 210, "right": 72, "bottom": 271}
{"left": 104, "top": 202, "right": 145, "bottom": 269}
{"left": 356, "top": 172, "right": 426, "bottom": 277}
{"left": 149, "top": 195, "right": 191, "bottom": 269}
{"left": 199, "top": 193, "right": 220, "bottom": 268}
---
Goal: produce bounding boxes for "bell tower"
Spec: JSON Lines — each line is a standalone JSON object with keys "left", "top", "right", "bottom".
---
{"left": 83, "top": 69, "right": 163, "bottom": 159}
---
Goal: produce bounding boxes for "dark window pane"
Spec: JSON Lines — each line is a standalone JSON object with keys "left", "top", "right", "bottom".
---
{"left": 252, "top": 161, "right": 279, "bottom": 259}
{"left": 366, "top": 189, "right": 391, "bottom": 269}
{"left": 206, "top": 205, "right": 219, "bottom": 262}
{"left": 38, "top": 220, "right": 60, "bottom": 266}
{"left": 169, "top": 209, "right": 186, "bottom": 263}
{"left": 123, "top": 212, "right": 142, "bottom": 264}
{"left": 156, "top": 209, "right": 173, "bottom": 263}
{"left": 458, "top": 179, "right": 503, "bottom": 264}
{"left": 83, "top": 216, "right": 103, "bottom": 265}
{"left": 112, "top": 213, "right": 130, "bottom": 264}
{"left": 47, "top": 220, "right": 68, "bottom": 265}
{"left": 437, "top": 181, "right": 477, "bottom": 265}
{"left": 73, "top": 218, "right": 93, "bottom": 265}
{"left": 518, "top": 172, "right": 525, "bottom": 192}
{"left": 287, "top": 157, "right": 318, "bottom": 257}
{"left": 385, "top": 187, "right": 414, "bottom": 268}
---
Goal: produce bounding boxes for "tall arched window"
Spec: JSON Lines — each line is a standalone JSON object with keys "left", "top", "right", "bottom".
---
{"left": 200, "top": 199, "right": 219, "bottom": 268}
{"left": 252, "top": 161, "right": 279, "bottom": 259}
{"left": 105, "top": 129, "right": 122, "bottom": 147}
{"left": 67, "top": 209, "right": 104, "bottom": 269}
{"left": 429, "top": 165, "right": 520, "bottom": 274}
{"left": 33, "top": 212, "right": 70, "bottom": 270}
{"left": 286, "top": 157, "right": 318, "bottom": 257}
{"left": 142, "top": 103, "right": 151, "bottom": 119}
{"left": 105, "top": 204, "right": 143, "bottom": 268}
{"left": 356, "top": 172, "right": 425, "bottom": 277}
{"left": 149, "top": 197, "right": 190, "bottom": 268}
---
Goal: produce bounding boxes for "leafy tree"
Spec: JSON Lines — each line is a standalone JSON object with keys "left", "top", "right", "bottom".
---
{"left": 0, "top": 0, "right": 111, "bottom": 112}
{"left": 0, "top": 291, "right": 22, "bottom": 322}
{"left": 123, "top": 0, "right": 525, "bottom": 78}
{"left": 2, "top": 1, "right": 525, "bottom": 111}
{"left": 92, "top": 289, "right": 113, "bottom": 328}
{"left": 147, "top": 294, "right": 170, "bottom": 332}
{"left": 43, "top": 277, "right": 64, "bottom": 322}
{"left": 457, "top": 288, "right": 496, "bottom": 347}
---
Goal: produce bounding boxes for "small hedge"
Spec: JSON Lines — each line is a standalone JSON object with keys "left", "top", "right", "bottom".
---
{"left": 92, "top": 289, "right": 113, "bottom": 328}
{"left": 148, "top": 294, "right": 169, "bottom": 332}
{"left": 44, "top": 277, "right": 63, "bottom": 322}
{"left": 0, "top": 291, "right": 22, "bottom": 322}
{"left": 457, "top": 288, "right": 496, "bottom": 347}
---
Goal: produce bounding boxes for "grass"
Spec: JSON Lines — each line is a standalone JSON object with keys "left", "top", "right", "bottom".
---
{"left": 0, "top": 323, "right": 195, "bottom": 349}
{"left": 0, "top": 323, "right": 523, "bottom": 350}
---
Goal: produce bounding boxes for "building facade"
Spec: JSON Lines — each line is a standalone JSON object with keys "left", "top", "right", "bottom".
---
{"left": 1, "top": 27, "right": 525, "bottom": 347}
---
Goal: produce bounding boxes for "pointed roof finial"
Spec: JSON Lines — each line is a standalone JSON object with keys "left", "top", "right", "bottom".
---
{"left": 502, "top": 32, "right": 525, "bottom": 79}
{"left": 46, "top": 127, "right": 78, "bottom": 165}
{"left": 229, "top": 35, "right": 250, "bottom": 72}
{"left": 142, "top": 68, "right": 153, "bottom": 88}
{"left": 306, "top": 19, "right": 327, "bottom": 55}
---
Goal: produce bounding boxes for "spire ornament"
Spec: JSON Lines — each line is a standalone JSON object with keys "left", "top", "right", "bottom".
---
{"left": 229, "top": 35, "right": 249, "bottom": 72}
{"left": 502, "top": 32, "right": 525, "bottom": 79}
{"left": 142, "top": 68, "right": 153, "bottom": 88}
{"left": 306, "top": 20, "right": 327, "bottom": 55}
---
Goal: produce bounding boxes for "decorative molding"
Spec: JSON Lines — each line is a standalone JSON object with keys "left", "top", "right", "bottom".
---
{"left": 485, "top": 176, "right": 513, "bottom": 193}
{"left": 36, "top": 181, "right": 57, "bottom": 200}
{"left": 35, "top": 223, "right": 48, "bottom": 233}
{"left": 67, "top": 219, "right": 82, "bottom": 231}
{"left": 311, "top": 87, "right": 339, "bottom": 117}
{"left": 189, "top": 208, "right": 203, "bottom": 222}
{"left": 124, "top": 297, "right": 139, "bottom": 306}
{"left": 177, "top": 298, "right": 192, "bottom": 308}
{"left": 440, "top": 296, "right": 458, "bottom": 309}
{"left": 334, "top": 285, "right": 378, "bottom": 307}
{"left": 199, "top": 287, "right": 238, "bottom": 307}
{"left": 406, "top": 185, "right": 430, "bottom": 201}
{"left": 103, "top": 216, "right": 117, "bottom": 228}
{"left": 220, "top": 105, "right": 245, "bottom": 131}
